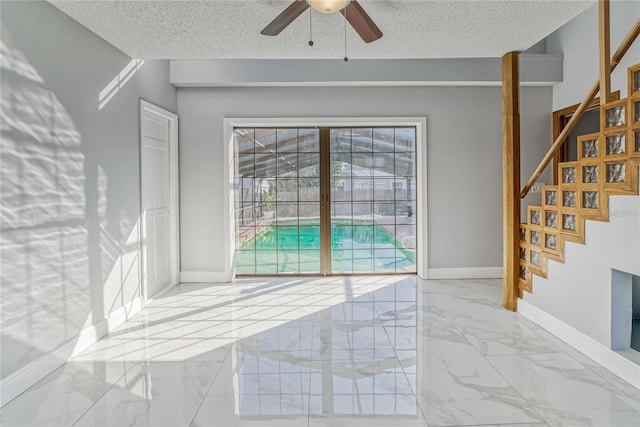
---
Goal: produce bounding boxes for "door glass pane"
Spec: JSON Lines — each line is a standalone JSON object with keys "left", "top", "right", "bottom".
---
{"left": 330, "top": 127, "right": 417, "bottom": 274}
{"left": 234, "top": 128, "right": 320, "bottom": 275}
{"left": 235, "top": 126, "right": 418, "bottom": 276}
{"left": 276, "top": 128, "right": 298, "bottom": 153}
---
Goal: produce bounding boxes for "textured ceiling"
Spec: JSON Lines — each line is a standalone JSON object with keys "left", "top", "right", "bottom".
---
{"left": 50, "top": 0, "right": 594, "bottom": 59}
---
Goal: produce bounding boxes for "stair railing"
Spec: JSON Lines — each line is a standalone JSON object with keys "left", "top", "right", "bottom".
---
{"left": 521, "top": 18, "right": 640, "bottom": 199}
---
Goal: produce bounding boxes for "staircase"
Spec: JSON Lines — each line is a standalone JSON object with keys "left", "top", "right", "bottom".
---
{"left": 518, "top": 63, "right": 640, "bottom": 296}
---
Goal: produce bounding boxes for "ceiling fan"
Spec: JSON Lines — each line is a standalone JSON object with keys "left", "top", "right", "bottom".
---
{"left": 261, "top": 0, "right": 383, "bottom": 43}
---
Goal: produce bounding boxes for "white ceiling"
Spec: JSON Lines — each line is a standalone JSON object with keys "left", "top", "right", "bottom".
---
{"left": 50, "top": 0, "right": 594, "bottom": 60}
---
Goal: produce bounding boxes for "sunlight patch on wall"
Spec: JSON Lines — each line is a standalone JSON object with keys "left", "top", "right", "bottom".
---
{"left": 0, "top": 29, "right": 43, "bottom": 84}
{"left": 1, "top": 42, "right": 89, "bottom": 379}
{"left": 98, "top": 59, "right": 144, "bottom": 110}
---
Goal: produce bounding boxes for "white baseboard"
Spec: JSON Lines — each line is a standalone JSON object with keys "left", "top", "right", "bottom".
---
{"left": 181, "top": 269, "right": 503, "bottom": 282}
{"left": 0, "top": 334, "right": 78, "bottom": 408}
{"left": 147, "top": 281, "right": 178, "bottom": 303}
{"left": 427, "top": 267, "right": 503, "bottom": 279}
{"left": 104, "top": 296, "right": 145, "bottom": 333}
{"left": 518, "top": 299, "right": 640, "bottom": 390}
{"left": 180, "top": 270, "right": 231, "bottom": 283}
{"left": 0, "top": 296, "right": 145, "bottom": 407}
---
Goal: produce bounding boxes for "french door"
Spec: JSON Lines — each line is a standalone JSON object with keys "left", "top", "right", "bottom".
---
{"left": 233, "top": 126, "right": 416, "bottom": 276}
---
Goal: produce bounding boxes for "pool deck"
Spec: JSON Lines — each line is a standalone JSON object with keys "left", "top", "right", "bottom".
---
{"left": 379, "top": 216, "right": 416, "bottom": 251}
{"left": 235, "top": 219, "right": 272, "bottom": 247}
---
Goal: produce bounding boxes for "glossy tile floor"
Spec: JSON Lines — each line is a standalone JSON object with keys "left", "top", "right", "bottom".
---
{"left": 2, "top": 276, "right": 640, "bottom": 427}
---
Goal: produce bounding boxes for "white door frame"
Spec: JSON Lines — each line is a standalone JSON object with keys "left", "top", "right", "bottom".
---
{"left": 222, "top": 117, "right": 428, "bottom": 280}
{"left": 139, "top": 99, "right": 180, "bottom": 300}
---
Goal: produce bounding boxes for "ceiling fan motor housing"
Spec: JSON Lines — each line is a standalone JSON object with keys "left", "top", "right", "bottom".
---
{"left": 261, "top": 0, "right": 382, "bottom": 44}
{"left": 306, "top": 0, "right": 352, "bottom": 14}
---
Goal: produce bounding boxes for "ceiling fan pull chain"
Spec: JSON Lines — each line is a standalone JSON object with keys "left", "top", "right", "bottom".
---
{"left": 309, "top": 8, "right": 314, "bottom": 46}
{"left": 344, "top": 7, "right": 348, "bottom": 62}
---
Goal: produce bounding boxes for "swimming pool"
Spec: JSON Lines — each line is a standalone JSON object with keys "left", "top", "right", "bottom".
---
{"left": 235, "top": 221, "right": 416, "bottom": 274}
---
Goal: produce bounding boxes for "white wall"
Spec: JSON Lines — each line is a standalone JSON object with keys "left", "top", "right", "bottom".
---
{"left": 0, "top": 0, "right": 177, "bottom": 388}
{"left": 524, "top": 193, "right": 640, "bottom": 347}
{"left": 547, "top": 1, "right": 640, "bottom": 109}
{"left": 177, "top": 85, "right": 552, "bottom": 276}
{"left": 522, "top": 0, "right": 640, "bottom": 348}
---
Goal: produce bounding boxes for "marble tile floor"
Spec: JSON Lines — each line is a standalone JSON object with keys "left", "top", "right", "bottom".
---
{"left": 2, "top": 276, "right": 639, "bottom": 427}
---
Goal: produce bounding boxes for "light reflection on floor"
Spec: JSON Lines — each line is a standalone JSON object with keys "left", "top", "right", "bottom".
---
{"left": 1, "top": 276, "right": 639, "bottom": 427}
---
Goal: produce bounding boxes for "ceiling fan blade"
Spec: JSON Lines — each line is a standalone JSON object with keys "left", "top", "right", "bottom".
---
{"left": 340, "top": 0, "right": 383, "bottom": 43}
{"left": 261, "top": 0, "right": 310, "bottom": 36}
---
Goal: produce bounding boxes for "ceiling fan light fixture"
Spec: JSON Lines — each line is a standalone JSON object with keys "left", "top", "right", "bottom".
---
{"left": 306, "top": 0, "right": 351, "bottom": 14}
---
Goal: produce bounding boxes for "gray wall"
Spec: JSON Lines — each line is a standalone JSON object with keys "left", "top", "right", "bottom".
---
{"left": 177, "top": 85, "right": 552, "bottom": 274}
{"left": 547, "top": 1, "right": 640, "bottom": 109}
{"left": 0, "top": 1, "right": 176, "bottom": 380}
